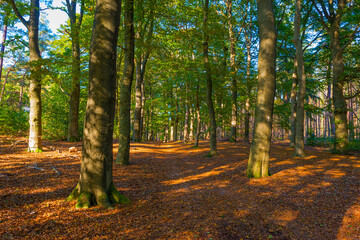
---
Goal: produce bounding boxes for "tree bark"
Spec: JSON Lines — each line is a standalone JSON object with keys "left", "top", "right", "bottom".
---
{"left": 289, "top": 58, "right": 297, "bottom": 147}
{"left": 247, "top": 0, "right": 276, "bottom": 178}
{"left": 294, "top": 0, "right": 306, "bottom": 157}
{"left": 194, "top": 82, "right": 201, "bottom": 147}
{"left": 116, "top": 0, "right": 135, "bottom": 165}
{"left": 203, "top": 0, "right": 217, "bottom": 156}
{"left": 67, "top": 0, "right": 128, "bottom": 209}
{"left": 330, "top": 0, "right": 348, "bottom": 152}
{"left": 227, "top": 0, "right": 237, "bottom": 142}
{"left": 0, "top": 23, "right": 7, "bottom": 85}
{"left": 66, "top": 0, "right": 84, "bottom": 142}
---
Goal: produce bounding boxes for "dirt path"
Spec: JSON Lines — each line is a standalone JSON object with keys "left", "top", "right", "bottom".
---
{"left": 1, "top": 137, "right": 360, "bottom": 239}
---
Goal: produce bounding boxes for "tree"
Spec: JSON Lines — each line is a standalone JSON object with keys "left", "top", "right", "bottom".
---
{"left": 294, "top": 0, "right": 306, "bottom": 157}
{"left": 65, "top": 0, "right": 84, "bottom": 142}
{"left": 226, "top": 0, "right": 237, "bottom": 142}
{"left": 203, "top": 0, "right": 217, "bottom": 156}
{"left": 133, "top": 0, "right": 155, "bottom": 142}
{"left": 246, "top": 0, "right": 277, "bottom": 178}
{"left": 6, "top": 0, "right": 43, "bottom": 152}
{"left": 67, "top": 0, "right": 129, "bottom": 209}
{"left": 116, "top": 0, "right": 135, "bottom": 165}
{"left": 312, "top": 0, "right": 359, "bottom": 152}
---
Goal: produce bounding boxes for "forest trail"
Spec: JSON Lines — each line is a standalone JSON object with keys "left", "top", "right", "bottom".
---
{"left": 1, "top": 136, "right": 360, "bottom": 239}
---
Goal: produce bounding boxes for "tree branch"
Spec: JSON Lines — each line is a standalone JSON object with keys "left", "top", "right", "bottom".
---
{"left": 5, "top": 0, "right": 29, "bottom": 28}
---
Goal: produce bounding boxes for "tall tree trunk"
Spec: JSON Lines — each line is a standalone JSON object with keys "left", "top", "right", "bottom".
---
{"left": 184, "top": 84, "right": 189, "bottom": 143}
{"left": 195, "top": 83, "right": 201, "bottom": 147}
{"left": 330, "top": 7, "right": 348, "bottom": 152}
{"left": 116, "top": 0, "right": 135, "bottom": 165}
{"left": 133, "top": 60, "right": 143, "bottom": 142}
{"left": 294, "top": 0, "right": 306, "bottom": 157}
{"left": 203, "top": 0, "right": 217, "bottom": 156}
{"left": 247, "top": 0, "right": 276, "bottom": 178}
{"left": 67, "top": 0, "right": 128, "bottom": 209}
{"left": 244, "top": 28, "right": 252, "bottom": 143}
{"left": 227, "top": 0, "right": 237, "bottom": 142}
{"left": 27, "top": 0, "right": 42, "bottom": 152}
{"left": 0, "top": 23, "right": 7, "bottom": 85}
{"left": 66, "top": 0, "right": 84, "bottom": 142}
{"left": 289, "top": 58, "right": 298, "bottom": 147}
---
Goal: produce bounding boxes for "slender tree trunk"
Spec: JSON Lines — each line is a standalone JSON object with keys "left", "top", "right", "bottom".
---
{"left": 67, "top": 0, "right": 128, "bottom": 209}
{"left": 247, "top": 0, "right": 276, "bottom": 178}
{"left": 0, "top": 24, "right": 7, "bottom": 84}
{"left": 195, "top": 82, "right": 201, "bottom": 147}
{"left": 66, "top": 0, "right": 84, "bottom": 142}
{"left": 133, "top": 60, "right": 143, "bottom": 142}
{"left": 203, "top": 0, "right": 217, "bottom": 156}
{"left": 184, "top": 85, "right": 189, "bottom": 143}
{"left": 27, "top": 0, "right": 42, "bottom": 152}
{"left": 0, "top": 63, "right": 15, "bottom": 102}
{"left": 244, "top": 29, "right": 252, "bottom": 143}
{"left": 294, "top": 0, "right": 306, "bottom": 157}
{"left": 290, "top": 58, "right": 298, "bottom": 147}
{"left": 226, "top": 0, "right": 237, "bottom": 142}
{"left": 116, "top": 0, "right": 135, "bottom": 165}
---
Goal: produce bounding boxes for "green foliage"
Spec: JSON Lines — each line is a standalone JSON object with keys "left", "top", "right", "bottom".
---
{"left": 0, "top": 102, "right": 28, "bottom": 135}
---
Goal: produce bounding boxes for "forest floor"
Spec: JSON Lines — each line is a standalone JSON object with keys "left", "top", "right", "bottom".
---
{"left": 1, "top": 136, "right": 360, "bottom": 240}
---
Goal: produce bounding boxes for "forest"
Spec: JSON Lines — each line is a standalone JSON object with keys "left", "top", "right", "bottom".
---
{"left": 1, "top": 0, "right": 360, "bottom": 239}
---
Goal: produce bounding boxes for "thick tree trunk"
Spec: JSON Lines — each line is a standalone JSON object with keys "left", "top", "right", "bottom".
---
{"left": 294, "top": 0, "right": 306, "bottom": 157}
{"left": 67, "top": 0, "right": 128, "bottom": 209}
{"left": 227, "top": 0, "right": 237, "bottom": 142}
{"left": 247, "top": 0, "right": 276, "bottom": 178}
{"left": 116, "top": 0, "right": 135, "bottom": 165}
{"left": 203, "top": 0, "right": 217, "bottom": 156}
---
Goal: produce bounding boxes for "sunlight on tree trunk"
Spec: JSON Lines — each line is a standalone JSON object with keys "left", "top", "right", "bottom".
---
{"left": 247, "top": 0, "right": 276, "bottom": 178}
{"left": 294, "top": 0, "right": 306, "bottom": 157}
{"left": 67, "top": 0, "right": 129, "bottom": 209}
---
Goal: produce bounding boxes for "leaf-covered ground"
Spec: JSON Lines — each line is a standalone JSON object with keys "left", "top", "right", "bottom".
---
{"left": 1, "top": 136, "right": 360, "bottom": 239}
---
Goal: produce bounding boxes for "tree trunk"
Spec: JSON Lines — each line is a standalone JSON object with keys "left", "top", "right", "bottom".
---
{"left": 184, "top": 85, "right": 189, "bottom": 143}
{"left": 67, "top": 0, "right": 128, "bottom": 209}
{"left": 331, "top": 10, "right": 348, "bottom": 152}
{"left": 203, "top": 0, "right": 217, "bottom": 156}
{"left": 133, "top": 60, "right": 143, "bottom": 142}
{"left": 247, "top": 0, "right": 276, "bottom": 178}
{"left": 0, "top": 23, "right": 7, "bottom": 85}
{"left": 194, "top": 82, "right": 201, "bottom": 147}
{"left": 67, "top": 0, "right": 84, "bottom": 142}
{"left": 227, "top": 0, "right": 237, "bottom": 142}
{"left": 294, "top": 0, "right": 306, "bottom": 157}
{"left": 244, "top": 28, "right": 252, "bottom": 143}
{"left": 116, "top": 0, "right": 135, "bottom": 165}
{"left": 28, "top": 0, "right": 43, "bottom": 152}
{"left": 290, "top": 58, "right": 298, "bottom": 147}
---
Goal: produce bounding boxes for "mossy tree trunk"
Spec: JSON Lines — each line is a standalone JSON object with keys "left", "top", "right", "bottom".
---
{"left": 67, "top": 0, "right": 129, "bottom": 209}
{"left": 247, "top": 0, "right": 276, "bottom": 178}
{"left": 117, "top": 0, "right": 135, "bottom": 165}
{"left": 67, "top": 0, "right": 84, "bottom": 142}
{"left": 203, "top": 0, "right": 217, "bottom": 156}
